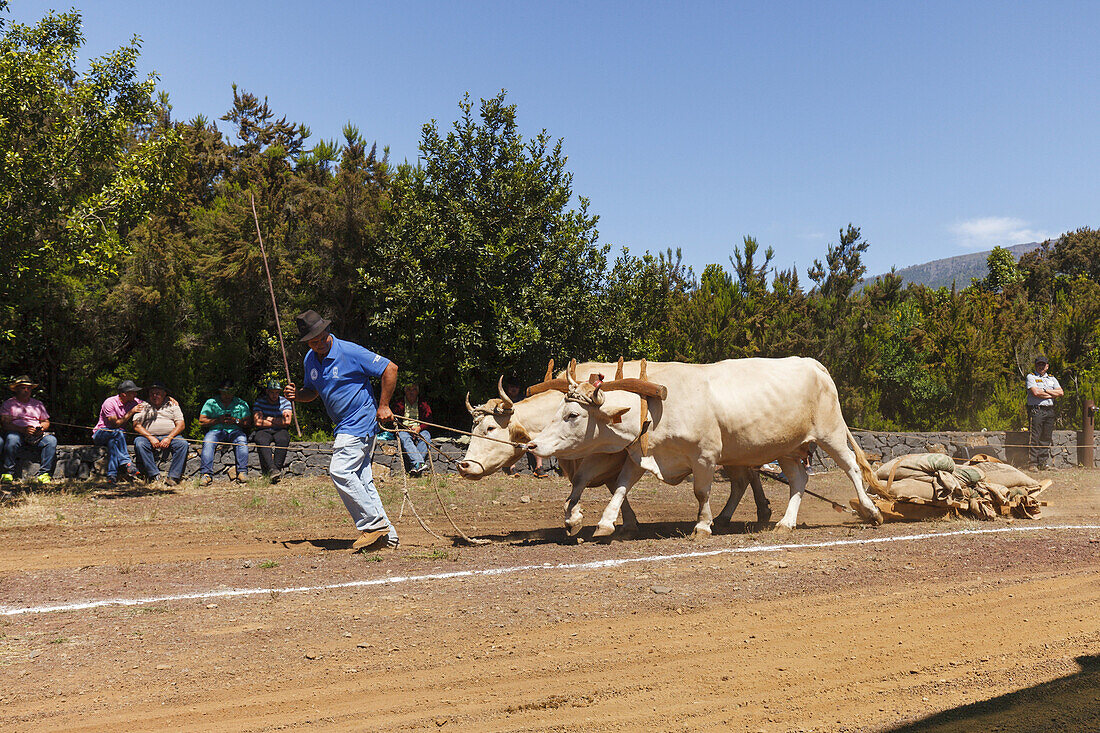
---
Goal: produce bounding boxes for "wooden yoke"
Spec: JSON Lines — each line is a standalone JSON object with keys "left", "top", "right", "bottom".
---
{"left": 526, "top": 358, "right": 569, "bottom": 397}
{"left": 593, "top": 358, "right": 663, "bottom": 457}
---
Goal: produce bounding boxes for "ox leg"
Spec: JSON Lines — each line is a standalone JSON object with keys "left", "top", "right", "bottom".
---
{"left": 816, "top": 434, "right": 884, "bottom": 525}
{"left": 748, "top": 469, "right": 772, "bottom": 524}
{"left": 775, "top": 457, "right": 808, "bottom": 533}
{"left": 690, "top": 462, "right": 716, "bottom": 539}
{"left": 563, "top": 478, "right": 587, "bottom": 536}
{"left": 619, "top": 492, "right": 640, "bottom": 535}
{"left": 593, "top": 461, "right": 645, "bottom": 538}
{"left": 716, "top": 467, "right": 750, "bottom": 525}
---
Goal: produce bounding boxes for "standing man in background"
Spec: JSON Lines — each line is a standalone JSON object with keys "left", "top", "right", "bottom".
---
{"left": 1026, "top": 355, "right": 1063, "bottom": 471}
{"left": 284, "top": 310, "right": 400, "bottom": 551}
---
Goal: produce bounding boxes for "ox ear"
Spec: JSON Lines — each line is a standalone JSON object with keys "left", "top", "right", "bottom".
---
{"left": 599, "top": 404, "right": 630, "bottom": 422}
{"left": 465, "top": 392, "right": 476, "bottom": 416}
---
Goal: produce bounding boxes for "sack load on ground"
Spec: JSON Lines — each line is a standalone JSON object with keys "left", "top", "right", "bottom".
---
{"left": 855, "top": 453, "right": 1049, "bottom": 522}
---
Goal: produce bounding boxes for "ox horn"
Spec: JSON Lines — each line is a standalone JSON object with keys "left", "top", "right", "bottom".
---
{"left": 566, "top": 359, "right": 579, "bottom": 388}
{"left": 615, "top": 357, "right": 624, "bottom": 380}
{"left": 465, "top": 391, "right": 476, "bottom": 416}
{"left": 544, "top": 359, "right": 555, "bottom": 382}
{"left": 497, "top": 375, "right": 513, "bottom": 409}
{"left": 591, "top": 382, "right": 605, "bottom": 406}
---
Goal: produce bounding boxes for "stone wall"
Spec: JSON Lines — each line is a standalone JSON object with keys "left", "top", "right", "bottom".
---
{"left": 810, "top": 430, "right": 1082, "bottom": 471}
{"left": 4, "top": 430, "right": 1089, "bottom": 481}
{"left": 6, "top": 436, "right": 477, "bottom": 482}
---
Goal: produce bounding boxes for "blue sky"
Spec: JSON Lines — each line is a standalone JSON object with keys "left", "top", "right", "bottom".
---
{"left": 8, "top": 0, "right": 1099, "bottom": 276}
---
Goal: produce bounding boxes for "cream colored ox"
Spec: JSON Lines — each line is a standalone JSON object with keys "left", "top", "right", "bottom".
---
{"left": 526, "top": 357, "right": 883, "bottom": 537}
{"left": 457, "top": 361, "right": 771, "bottom": 536}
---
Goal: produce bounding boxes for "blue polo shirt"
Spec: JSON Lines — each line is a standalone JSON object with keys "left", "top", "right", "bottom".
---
{"left": 303, "top": 336, "right": 391, "bottom": 437}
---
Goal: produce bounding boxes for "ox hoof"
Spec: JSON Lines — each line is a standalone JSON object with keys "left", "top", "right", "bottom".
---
{"left": 854, "top": 503, "right": 884, "bottom": 526}
{"left": 592, "top": 522, "right": 616, "bottom": 538}
{"left": 773, "top": 522, "right": 795, "bottom": 535}
{"left": 565, "top": 521, "right": 583, "bottom": 537}
{"left": 756, "top": 508, "right": 773, "bottom": 524}
{"left": 690, "top": 525, "right": 712, "bottom": 541}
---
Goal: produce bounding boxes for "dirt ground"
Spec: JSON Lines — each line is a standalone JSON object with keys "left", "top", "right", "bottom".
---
{"left": 1, "top": 465, "right": 1098, "bottom": 732}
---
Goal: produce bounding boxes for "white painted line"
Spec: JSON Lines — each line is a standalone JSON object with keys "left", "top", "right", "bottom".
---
{"left": 3, "top": 524, "right": 1098, "bottom": 617}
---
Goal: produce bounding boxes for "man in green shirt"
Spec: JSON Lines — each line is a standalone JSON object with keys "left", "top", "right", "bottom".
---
{"left": 198, "top": 379, "right": 251, "bottom": 485}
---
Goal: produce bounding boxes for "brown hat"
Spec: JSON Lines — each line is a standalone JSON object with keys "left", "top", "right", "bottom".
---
{"left": 296, "top": 310, "right": 331, "bottom": 342}
{"left": 9, "top": 375, "right": 38, "bottom": 390}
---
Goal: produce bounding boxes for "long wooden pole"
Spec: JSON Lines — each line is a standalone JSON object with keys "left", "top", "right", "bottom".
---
{"left": 251, "top": 193, "right": 302, "bottom": 437}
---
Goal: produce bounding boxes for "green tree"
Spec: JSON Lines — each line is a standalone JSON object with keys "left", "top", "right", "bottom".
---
{"left": 0, "top": 3, "right": 183, "bottom": 418}
{"left": 383, "top": 92, "right": 607, "bottom": 409}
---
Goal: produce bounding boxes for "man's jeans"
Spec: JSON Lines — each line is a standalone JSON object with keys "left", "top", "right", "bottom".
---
{"left": 3, "top": 431, "right": 58, "bottom": 476}
{"left": 253, "top": 428, "right": 290, "bottom": 473}
{"left": 200, "top": 429, "right": 248, "bottom": 475}
{"left": 330, "top": 433, "right": 397, "bottom": 542}
{"left": 93, "top": 428, "right": 132, "bottom": 479}
{"left": 398, "top": 428, "right": 432, "bottom": 467}
{"left": 134, "top": 435, "right": 189, "bottom": 480}
{"left": 1028, "top": 405, "right": 1056, "bottom": 467}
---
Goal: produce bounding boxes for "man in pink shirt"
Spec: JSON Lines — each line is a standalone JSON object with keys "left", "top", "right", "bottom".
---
{"left": 2, "top": 376, "right": 57, "bottom": 484}
{"left": 93, "top": 379, "right": 143, "bottom": 483}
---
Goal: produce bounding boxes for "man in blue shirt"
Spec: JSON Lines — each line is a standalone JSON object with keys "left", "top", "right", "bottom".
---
{"left": 285, "top": 310, "right": 400, "bottom": 551}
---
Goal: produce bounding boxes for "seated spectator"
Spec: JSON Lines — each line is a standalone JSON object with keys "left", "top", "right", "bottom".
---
{"left": 393, "top": 383, "right": 432, "bottom": 477}
{"left": 132, "top": 381, "right": 188, "bottom": 487}
{"left": 198, "top": 380, "right": 250, "bottom": 485}
{"left": 252, "top": 379, "right": 292, "bottom": 483}
{"left": 1, "top": 375, "right": 57, "bottom": 484}
{"left": 93, "top": 380, "right": 143, "bottom": 484}
{"left": 502, "top": 378, "right": 549, "bottom": 478}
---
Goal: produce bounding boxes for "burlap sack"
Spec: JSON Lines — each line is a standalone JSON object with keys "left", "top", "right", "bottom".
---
{"left": 876, "top": 453, "right": 957, "bottom": 481}
{"left": 970, "top": 462, "right": 1041, "bottom": 490}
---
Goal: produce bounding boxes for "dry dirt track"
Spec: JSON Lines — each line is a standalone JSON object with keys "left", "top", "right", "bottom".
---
{"left": 1, "top": 467, "right": 1098, "bottom": 731}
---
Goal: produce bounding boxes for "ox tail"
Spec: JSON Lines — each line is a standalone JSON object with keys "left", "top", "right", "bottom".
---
{"left": 846, "top": 428, "right": 882, "bottom": 494}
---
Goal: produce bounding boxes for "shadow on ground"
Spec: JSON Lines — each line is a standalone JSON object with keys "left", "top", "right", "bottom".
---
{"left": 1, "top": 479, "right": 178, "bottom": 500}
{"left": 887, "top": 654, "right": 1100, "bottom": 732}
{"left": 467, "top": 519, "right": 789, "bottom": 545}
{"left": 280, "top": 537, "right": 356, "bottom": 551}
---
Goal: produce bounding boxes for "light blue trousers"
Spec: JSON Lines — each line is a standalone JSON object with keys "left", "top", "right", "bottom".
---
{"left": 330, "top": 434, "right": 396, "bottom": 541}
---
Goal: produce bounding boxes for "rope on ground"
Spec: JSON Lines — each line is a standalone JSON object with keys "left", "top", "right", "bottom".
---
{"left": 390, "top": 421, "right": 489, "bottom": 546}
{"left": 756, "top": 467, "right": 855, "bottom": 514}
{"left": 392, "top": 428, "right": 445, "bottom": 542}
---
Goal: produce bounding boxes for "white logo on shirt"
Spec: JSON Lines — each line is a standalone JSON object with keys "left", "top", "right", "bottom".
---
{"left": 372, "top": 355, "right": 380, "bottom": 363}
{"left": 310, "top": 368, "right": 319, "bottom": 381}
{"left": 332, "top": 366, "right": 339, "bottom": 379}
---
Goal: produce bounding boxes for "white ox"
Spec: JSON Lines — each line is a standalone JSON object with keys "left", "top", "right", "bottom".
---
{"left": 457, "top": 361, "right": 772, "bottom": 536}
{"left": 526, "top": 357, "right": 883, "bottom": 536}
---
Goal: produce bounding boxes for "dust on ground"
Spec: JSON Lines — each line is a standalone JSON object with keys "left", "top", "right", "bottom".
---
{"left": 1, "top": 466, "right": 1098, "bottom": 731}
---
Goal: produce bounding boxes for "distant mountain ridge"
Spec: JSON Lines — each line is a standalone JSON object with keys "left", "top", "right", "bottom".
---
{"left": 864, "top": 241, "right": 1042, "bottom": 290}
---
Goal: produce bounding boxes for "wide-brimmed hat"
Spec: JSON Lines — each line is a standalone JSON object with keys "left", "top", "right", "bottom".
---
{"left": 116, "top": 379, "right": 141, "bottom": 393}
{"left": 217, "top": 379, "right": 236, "bottom": 392}
{"left": 296, "top": 310, "right": 331, "bottom": 342}
{"left": 263, "top": 378, "right": 282, "bottom": 390}
{"left": 148, "top": 381, "right": 169, "bottom": 392}
{"left": 1034, "top": 354, "right": 1049, "bottom": 365}
{"left": 9, "top": 375, "right": 38, "bottom": 390}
